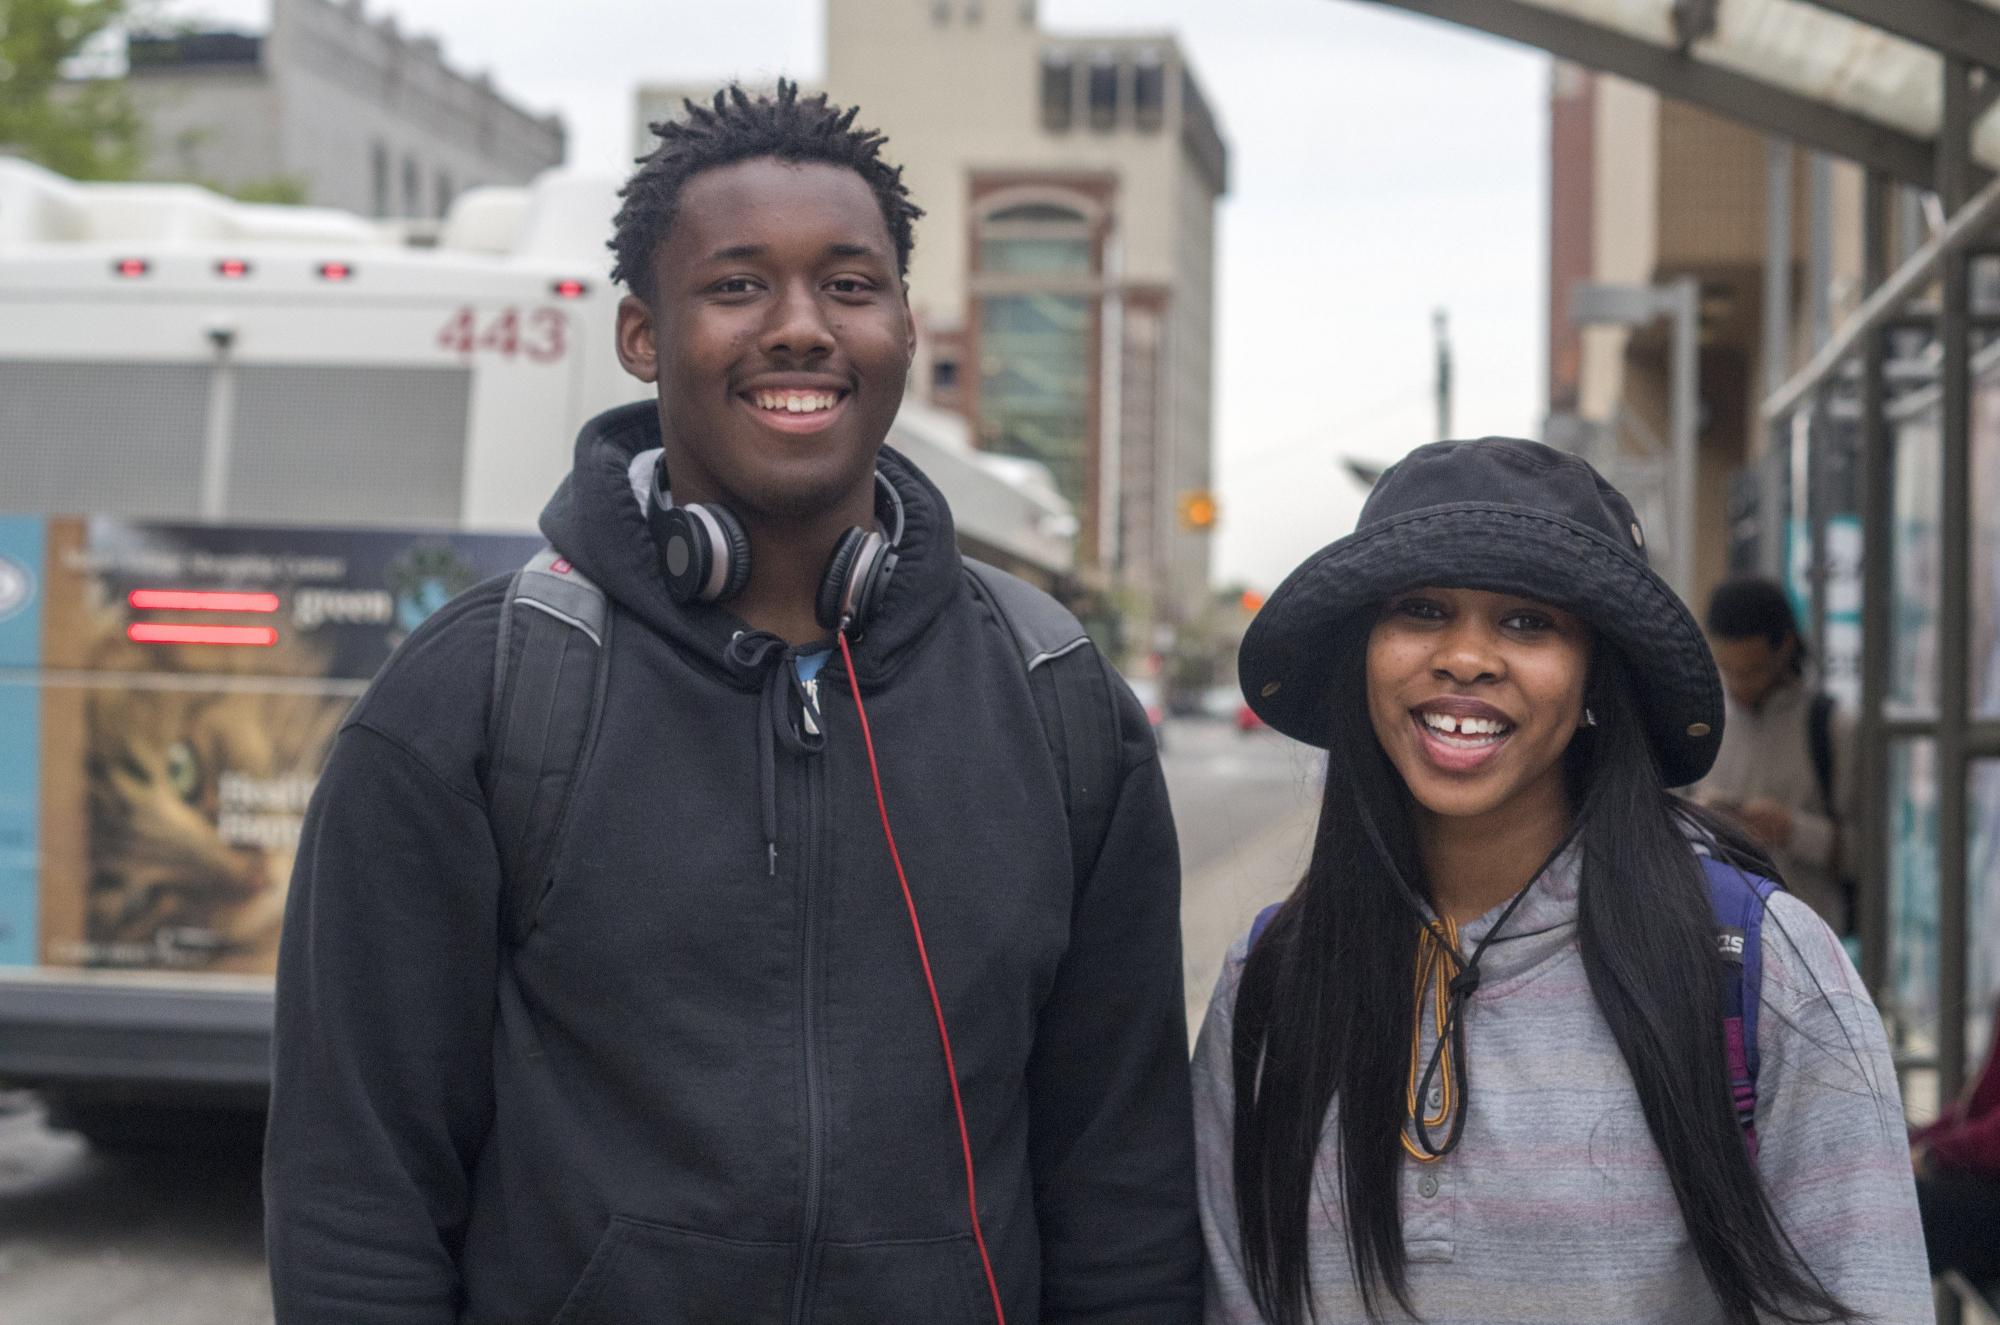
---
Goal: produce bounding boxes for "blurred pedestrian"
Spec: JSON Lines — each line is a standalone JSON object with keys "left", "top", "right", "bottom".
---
{"left": 1194, "top": 439, "right": 1929, "bottom": 1324}
{"left": 265, "top": 81, "right": 1199, "bottom": 1325}
{"left": 1693, "top": 577, "right": 1855, "bottom": 932}
{"left": 1912, "top": 1008, "right": 2000, "bottom": 1285}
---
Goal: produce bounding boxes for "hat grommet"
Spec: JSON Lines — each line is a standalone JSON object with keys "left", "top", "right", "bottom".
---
{"left": 1686, "top": 722, "right": 1711, "bottom": 738}
{"left": 1630, "top": 523, "right": 1644, "bottom": 548}
{"left": 1261, "top": 680, "right": 1282, "bottom": 698}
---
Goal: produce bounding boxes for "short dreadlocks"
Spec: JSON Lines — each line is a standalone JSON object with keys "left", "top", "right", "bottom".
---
{"left": 610, "top": 80, "right": 923, "bottom": 304}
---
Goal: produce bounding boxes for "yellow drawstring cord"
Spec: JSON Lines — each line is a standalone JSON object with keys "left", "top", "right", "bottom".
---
{"left": 1403, "top": 916, "right": 1461, "bottom": 1163}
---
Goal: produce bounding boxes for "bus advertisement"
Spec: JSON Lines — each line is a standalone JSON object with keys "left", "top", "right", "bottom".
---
{"left": 0, "top": 517, "right": 538, "bottom": 1119}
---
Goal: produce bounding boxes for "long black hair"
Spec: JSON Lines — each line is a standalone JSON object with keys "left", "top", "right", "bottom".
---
{"left": 1228, "top": 617, "right": 1854, "bottom": 1324}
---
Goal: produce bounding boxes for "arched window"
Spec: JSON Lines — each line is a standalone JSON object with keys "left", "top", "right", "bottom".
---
{"left": 971, "top": 189, "right": 1106, "bottom": 509}
{"left": 977, "top": 200, "right": 1093, "bottom": 276}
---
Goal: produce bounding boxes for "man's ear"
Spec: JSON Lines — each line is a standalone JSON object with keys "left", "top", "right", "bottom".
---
{"left": 615, "top": 293, "right": 659, "bottom": 384}
{"left": 901, "top": 285, "right": 917, "bottom": 364}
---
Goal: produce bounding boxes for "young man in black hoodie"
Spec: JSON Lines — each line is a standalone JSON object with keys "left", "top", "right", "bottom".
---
{"left": 264, "top": 83, "right": 1201, "bottom": 1324}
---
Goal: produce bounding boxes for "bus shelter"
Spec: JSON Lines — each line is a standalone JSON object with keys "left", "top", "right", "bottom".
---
{"left": 1346, "top": 0, "right": 2000, "bottom": 1120}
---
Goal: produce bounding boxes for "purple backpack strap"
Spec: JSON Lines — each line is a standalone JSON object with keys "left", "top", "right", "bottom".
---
{"left": 1249, "top": 902, "right": 1283, "bottom": 949}
{"left": 1700, "top": 853, "right": 1778, "bottom": 1158}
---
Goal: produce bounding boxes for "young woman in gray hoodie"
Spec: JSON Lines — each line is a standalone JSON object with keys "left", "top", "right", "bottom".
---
{"left": 1196, "top": 438, "right": 1930, "bottom": 1325}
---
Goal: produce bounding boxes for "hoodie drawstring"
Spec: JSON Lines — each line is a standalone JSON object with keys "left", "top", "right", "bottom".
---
{"left": 1355, "top": 805, "right": 1575, "bottom": 1160}
{"left": 724, "top": 631, "right": 825, "bottom": 875}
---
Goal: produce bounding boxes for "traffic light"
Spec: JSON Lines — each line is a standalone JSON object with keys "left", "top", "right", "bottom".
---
{"left": 1178, "top": 490, "right": 1218, "bottom": 530}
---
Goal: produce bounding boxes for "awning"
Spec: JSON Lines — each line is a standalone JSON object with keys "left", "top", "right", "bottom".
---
{"left": 1352, "top": 0, "right": 2000, "bottom": 185}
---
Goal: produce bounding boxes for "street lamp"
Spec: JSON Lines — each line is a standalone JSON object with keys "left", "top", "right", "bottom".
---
{"left": 1570, "top": 277, "right": 1700, "bottom": 599}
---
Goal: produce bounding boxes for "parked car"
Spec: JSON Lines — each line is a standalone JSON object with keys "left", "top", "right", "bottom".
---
{"left": 1198, "top": 684, "right": 1238, "bottom": 720}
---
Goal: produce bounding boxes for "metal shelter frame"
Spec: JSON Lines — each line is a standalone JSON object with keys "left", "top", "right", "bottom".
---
{"left": 1349, "top": 0, "right": 2000, "bottom": 1107}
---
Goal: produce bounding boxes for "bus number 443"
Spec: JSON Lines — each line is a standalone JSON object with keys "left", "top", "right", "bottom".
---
{"left": 437, "top": 307, "right": 567, "bottom": 363}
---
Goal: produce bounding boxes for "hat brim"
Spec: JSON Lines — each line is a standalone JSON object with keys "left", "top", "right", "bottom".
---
{"left": 1238, "top": 502, "right": 1723, "bottom": 787}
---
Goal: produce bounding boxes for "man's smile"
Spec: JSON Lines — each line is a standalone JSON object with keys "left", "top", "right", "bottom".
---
{"left": 748, "top": 388, "right": 846, "bottom": 413}
{"left": 736, "top": 387, "right": 852, "bottom": 434}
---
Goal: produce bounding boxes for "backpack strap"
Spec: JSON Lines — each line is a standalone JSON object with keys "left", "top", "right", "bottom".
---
{"left": 964, "top": 559, "right": 1118, "bottom": 885}
{"left": 1807, "top": 692, "right": 1836, "bottom": 818}
{"left": 1249, "top": 902, "right": 1283, "bottom": 949}
{"left": 487, "top": 548, "right": 613, "bottom": 945}
{"left": 1700, "top": 852, "right": 1779, "bottom": 1158}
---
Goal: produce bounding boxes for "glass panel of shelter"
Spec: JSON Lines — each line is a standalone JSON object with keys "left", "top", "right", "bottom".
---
{"left": 1887, "top": 736, "right": 1942, "bottom": 1124}
{"left": 1888, "top": 379, "right": 1940, "bottom": 717}
{"left": 1795, "top": 315, "right": 2000, "bottom": 1127}
{"left": 1968, "top": 759, "right": 2000, "bottom": 1073}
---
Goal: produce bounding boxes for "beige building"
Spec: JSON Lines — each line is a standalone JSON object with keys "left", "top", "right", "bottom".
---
{"left": 637, "top": 0, "right": 1229, "bottom": 635}
{"left": 1547, "top": 64, "right": 1889, "bottom": 605}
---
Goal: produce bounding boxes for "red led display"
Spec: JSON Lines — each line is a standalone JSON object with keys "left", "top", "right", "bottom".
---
{"left": 128, "top": 589, "right": 282, "bottom": 614}
{"left": 127, "top": 623, "right": 279, "bottom": 647}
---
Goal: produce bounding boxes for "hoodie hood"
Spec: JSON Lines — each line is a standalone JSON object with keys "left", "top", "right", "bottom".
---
{"left": 538, "top": 400, "right": 963, "bottom": 685}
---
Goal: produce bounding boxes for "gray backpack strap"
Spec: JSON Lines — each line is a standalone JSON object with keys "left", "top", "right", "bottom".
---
{"left": 965, "top": 559, "right": 1120, "bottom": 884}
{"left": 488, "top": 548, "right": 612, "bottom": 944}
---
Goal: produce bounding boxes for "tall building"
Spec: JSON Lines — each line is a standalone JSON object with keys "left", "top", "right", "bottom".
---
{"left": 124, "top": 0, "right": 564, "bottom": 218}
{"left": 1545, "top": 64, "right": 1888, "bottom": 606}
{"left": 636, "top": 0, "right": 1229, "bottom": 633}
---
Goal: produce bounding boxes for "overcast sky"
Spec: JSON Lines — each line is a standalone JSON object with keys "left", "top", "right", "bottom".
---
{"left": 164, "top": 0, "right": 1551, "bottom": 591}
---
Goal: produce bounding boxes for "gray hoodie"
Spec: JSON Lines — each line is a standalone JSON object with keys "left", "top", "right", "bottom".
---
{"left": 1192, "top": 847, "right": 1932, "bottom": 1324}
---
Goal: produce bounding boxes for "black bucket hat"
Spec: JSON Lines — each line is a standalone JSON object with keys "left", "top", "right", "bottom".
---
{"left": 1237, "top": 437, "right": 1723, "bottom": 787}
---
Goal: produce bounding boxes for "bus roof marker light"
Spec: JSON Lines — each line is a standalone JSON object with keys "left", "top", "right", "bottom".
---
{"left": 113, "top": 258, "right": 151, "bottom": 278}
{"left": 318, "top": 261, "right": 355, "bottom": 281}
{"left": 128, "top": 589, "right": 281, "bottom": 613}
{"left": 216, "top": 258, "right": 253, "bottom": 279}
{"left": 127, "top": 623, "right": 279, "bottom": 647}
{"left": 552, "top": 279, "right": 587, "bottom": 299}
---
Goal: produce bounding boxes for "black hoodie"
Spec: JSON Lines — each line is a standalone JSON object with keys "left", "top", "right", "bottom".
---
{"left": 264, "top": 402, "right": 1201, "bottom": 1324}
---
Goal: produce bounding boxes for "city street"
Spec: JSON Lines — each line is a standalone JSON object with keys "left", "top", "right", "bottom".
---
{"left": 1161, "top": 717, "right": 1323, "bottom": 1035}
{"left": 0, "top": 716, "right": 1319, "bottom": 1324}
{"left": 0, "top": 1096, "right": 269, "bottom": 1325}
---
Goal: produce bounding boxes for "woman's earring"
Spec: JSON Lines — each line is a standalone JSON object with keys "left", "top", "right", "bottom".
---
{"left": 1581, "top": 707, "right": 1598, "bottom": 728}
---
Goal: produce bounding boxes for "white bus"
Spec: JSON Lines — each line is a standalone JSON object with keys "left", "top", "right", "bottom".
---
{"left": 0, "top": 159, "right": 1074, "bottom": 1141}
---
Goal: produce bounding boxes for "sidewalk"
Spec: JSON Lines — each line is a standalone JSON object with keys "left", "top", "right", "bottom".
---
{"left": 1180, "top": 797, "right": 1319, "bottom": 1041}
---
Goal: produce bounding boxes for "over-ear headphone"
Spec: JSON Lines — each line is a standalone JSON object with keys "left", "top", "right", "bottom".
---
{"left": 647, "top": 455, "right": 905, "bottom": 634}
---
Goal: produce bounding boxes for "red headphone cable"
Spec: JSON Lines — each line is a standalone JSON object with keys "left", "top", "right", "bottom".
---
{"left": 835, "top": 629, "right": 1007, "bottom": 1325}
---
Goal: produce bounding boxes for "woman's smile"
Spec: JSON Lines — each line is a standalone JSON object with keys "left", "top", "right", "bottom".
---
{"left": 1409, "top": 696, "right": 1516, "bottom": 774}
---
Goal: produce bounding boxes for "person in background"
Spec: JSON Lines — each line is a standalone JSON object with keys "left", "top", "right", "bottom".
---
{"left": 1695, "top": 577, "right": 1855, "bottom": 932}
{"left": 1912, "top": 1009, "right": 2000, "bottom": 1287}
